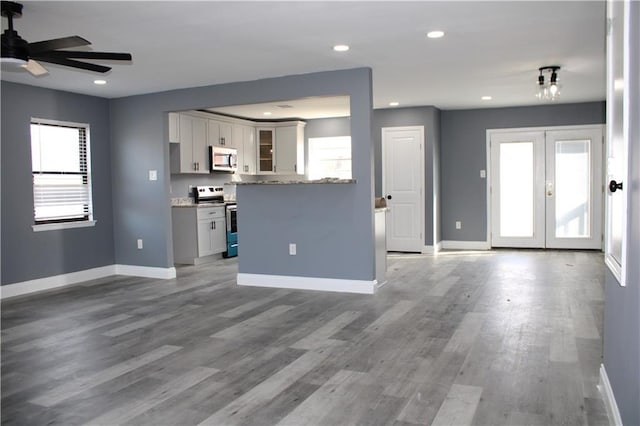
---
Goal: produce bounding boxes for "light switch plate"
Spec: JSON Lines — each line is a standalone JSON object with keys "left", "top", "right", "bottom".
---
{"left": 149, "top": 170, "right": 158, "bottom": 181}
{"left": 480, "top": 170, "right": 486, "bottom": 178}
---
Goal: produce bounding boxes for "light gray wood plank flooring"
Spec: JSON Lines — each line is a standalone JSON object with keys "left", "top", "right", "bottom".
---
{"left": 1, "top": 250, "right": 608, "bottom": 425}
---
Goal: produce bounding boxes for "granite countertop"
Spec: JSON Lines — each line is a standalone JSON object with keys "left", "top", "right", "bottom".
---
{"left": 235, "top": 178, "right": 356, "bottom": 185}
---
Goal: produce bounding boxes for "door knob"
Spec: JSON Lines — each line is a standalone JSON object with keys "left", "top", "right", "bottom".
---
{"left": 386, "top": 195, "right": 392, "bottom": 200}
{"left": 609, "top": 180, "right": 623, "bottom": 193}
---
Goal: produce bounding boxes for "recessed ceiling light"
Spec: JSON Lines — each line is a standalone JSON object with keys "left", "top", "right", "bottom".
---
{"left": 94, "top": 79, "right": 107, "bottom": 85}
{"left": 389, "top": 102, "right": 400, "bottom": 107}
{"left": 481, "top": 96, "right": 492, "bottom": 101}
{"left": 333, "top": 44, "right": 350, "bottom": 52}
{"left": 427, "top": 31, "right": 445, "bottom": 39}
{"left": 263, "top": 112, "right": 272, "bottom": 116}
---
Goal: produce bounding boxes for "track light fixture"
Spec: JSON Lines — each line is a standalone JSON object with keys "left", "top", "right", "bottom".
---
{"left": 536, "top": 66, "right": 562, "bottom": 101}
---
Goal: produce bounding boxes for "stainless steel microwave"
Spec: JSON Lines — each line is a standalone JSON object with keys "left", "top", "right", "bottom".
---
{"left": 209, "top": 146, "right": 237, "bottom": 173}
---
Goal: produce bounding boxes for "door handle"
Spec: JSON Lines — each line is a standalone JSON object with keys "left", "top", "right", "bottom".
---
{"left": 609, "top": 180, "right": 623, "bottom": 193}
{"left": 386, "top": 195, "right": 392, "bottom": 200}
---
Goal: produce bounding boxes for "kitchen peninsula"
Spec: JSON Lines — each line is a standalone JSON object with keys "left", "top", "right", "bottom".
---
{"left": 234, "top": 176, "right": 384, "bottom": 294}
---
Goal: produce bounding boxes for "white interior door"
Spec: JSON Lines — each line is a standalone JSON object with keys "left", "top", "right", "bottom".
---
{"left": 490, "top": 131, "right": 546, "bottom": 248}
{"left": 545, "top": 128, "right": 603, "bottom": 249}
{"left": 382, "top": 127, "right": 424, "bottom": 252}
{"left": 490, "top": 126, "right": 604, "bottom": 249}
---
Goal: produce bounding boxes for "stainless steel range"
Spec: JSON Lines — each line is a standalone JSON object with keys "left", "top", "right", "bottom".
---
{"left": 193, "top": 185, "right": 237, "bottom": 258}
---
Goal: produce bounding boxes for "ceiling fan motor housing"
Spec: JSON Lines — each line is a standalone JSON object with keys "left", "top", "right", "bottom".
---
{"left": 1, "top": 1, "right": 29, "bottom": 62}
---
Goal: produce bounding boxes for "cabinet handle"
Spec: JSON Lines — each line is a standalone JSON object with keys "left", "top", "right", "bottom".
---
{"left": 211, "top": 222, "right": 214, "bottom": 230}
{"left": 294, "top": 164, "right": 297, "bottom": 172}
{"left": 193, "top": 162, "right": 197, "bottom": 171}
{"left": 213, "top": 221, "right": 216, "bottom": 230}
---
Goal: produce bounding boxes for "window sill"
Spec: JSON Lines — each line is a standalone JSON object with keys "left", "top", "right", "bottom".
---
{"left": 32, "top": 220, "right": 97, "bottom": 232}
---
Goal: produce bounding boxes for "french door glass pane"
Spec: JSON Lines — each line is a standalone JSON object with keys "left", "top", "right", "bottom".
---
{"left": 555, "top": 140, "right": 591, "bottom": 238}
{"left": 499, "top": 142, "right": 534, "bottom": 237}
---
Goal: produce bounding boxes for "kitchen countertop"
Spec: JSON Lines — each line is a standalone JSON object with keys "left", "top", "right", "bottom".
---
{"left": 171, "top": 197, "right": 231, "bottom": 208}
{"left": 234, "top": 178, "right": 356, "bottom": 185}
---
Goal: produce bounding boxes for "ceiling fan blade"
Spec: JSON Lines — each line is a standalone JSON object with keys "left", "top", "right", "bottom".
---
{"left": 38, "top": 51, "right": 132, "bottom": 61}
{"left": 23, "top": 59, "right": 48, "bottom": 76}
{"left": 27, "top": 36, "right": 90, "bottom": 55}
{"left": 34, "top": 56, "right": 111, "bottom": 73}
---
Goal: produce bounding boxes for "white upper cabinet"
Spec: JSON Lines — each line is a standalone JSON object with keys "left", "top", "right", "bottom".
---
{"left": 176, "top": 113, "right": 208, "bottom": 174}
{"left": 168, "top": 112, "right": 180, "bottom": 143}
{"left": 208, "top": 119, "right": 234, "bottom": 147}
{"left": 275, "top": 123, "right": 305, "bottom": 175}
{"left": 238, "top": 125, "right": 257, "bottom": 174}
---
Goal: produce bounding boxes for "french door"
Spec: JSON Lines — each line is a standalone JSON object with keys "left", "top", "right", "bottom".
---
{"left": 490, "top": 126, "right": 603, "bottom": 249}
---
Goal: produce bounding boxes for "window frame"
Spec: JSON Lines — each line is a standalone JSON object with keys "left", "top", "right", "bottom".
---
{"left": 30, "top": 118, "right": 96, "bottom": 232}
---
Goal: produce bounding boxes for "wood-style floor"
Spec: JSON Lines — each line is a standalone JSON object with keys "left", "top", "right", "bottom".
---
{"left": 1, "top": 250, "right": 608, "bottom": 425}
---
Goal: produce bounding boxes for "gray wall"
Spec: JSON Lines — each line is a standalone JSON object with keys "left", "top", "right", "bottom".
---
{"left": 440, "top": 101, "right": 606, "bottom": 242}
{"left": 373, "top": 106, "right": 441, "bottom": 246}
{"left": 603, "top": 2, "right": 640, "bottom": 424}
{"left": 110, "top": 68, "right": 376, "bottom": 280}
{"left": 1, "top": 82, "right": 114, "bottom": 285}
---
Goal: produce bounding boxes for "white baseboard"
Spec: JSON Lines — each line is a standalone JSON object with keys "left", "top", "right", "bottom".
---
{"left": 0, "top": 265, "right": 116, "bottom": 299}
{"left": 422, "top": 242, "right": 442, "bottom": 254}
{"left": 115, "top": 264, "right": 177, "bottom": 279}
{"left": 440, "top": 240, "right": 490, "bottom": 250}
{"left": 1, "top": 264, "right": 176, "bottom": 300}
{"left": 599, "top": 364, "right": 623, "bottom": 426}
{"left": 237, "top": 273, "right": 377, "bottom": 294}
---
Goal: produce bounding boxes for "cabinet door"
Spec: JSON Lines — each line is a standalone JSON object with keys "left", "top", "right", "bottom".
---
{"left": 211, "top": 218, "right": 227, "bottom": 253}
{"left": 275, "top": 126, "right": 298, "bottom": 174}
{"left": 257, "top": 128, "right": 275, "bottom": 173}
{"left": 207, "top": 120, "right": 220, "bottom": 147}
{"left": 192, "top": 117, "right": 208, "bottom": 173}
{"left": 197, "top": 220, "right": 214, "bottom": 256}
{"left": 231, "top": 124, "right": 243, "bottom": 149}
{"left": 219, "top": 122, "right": 233, "bottom": 147}
{"left": 179, "top": 114, "right": 195, "bottom": 172}
{"left": 241, "top": 126, "right": 257, "bottom": 174}
{"left": 168, "top": 112, "right": 180, "bottom": 143}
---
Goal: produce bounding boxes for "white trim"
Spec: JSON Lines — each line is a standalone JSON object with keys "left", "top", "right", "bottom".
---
{"left": 1, "top": 265, "right": 116, "bottom": 299}
{"left": 1, "top": 264, "right": 177, "bottom": 300}
{"left": 32, "top": 220, "right": 97, "bottom": 232}
{"left": 599, "top": 364, "right": 623, "bottom": 426}
{"left": 114, "top": 264, "right": 177, "bottom": 279}
{"left": 440, "top": 240, "right": 490, "bottom": 250}
{"left": 237, "top": 273, "right": 377, "bottom": 294}
{"left": 422, "top": 242, "right": 442, "bottom": 254}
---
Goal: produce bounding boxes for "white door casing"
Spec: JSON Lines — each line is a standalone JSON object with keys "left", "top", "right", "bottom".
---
{"left": 382, "top": 127, "right": 424, "bottom": 252}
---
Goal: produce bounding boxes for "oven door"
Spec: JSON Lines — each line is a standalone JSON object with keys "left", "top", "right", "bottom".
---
{"left": 226, "top": 204, "right": 237, "bottom": 233}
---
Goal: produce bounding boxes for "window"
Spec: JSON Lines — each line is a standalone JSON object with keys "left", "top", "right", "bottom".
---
{"left": 30, "top": 119, "right": 95, "bottom": 231}
{"left": 307, "top": 136, "right": 352, "bottom": 180}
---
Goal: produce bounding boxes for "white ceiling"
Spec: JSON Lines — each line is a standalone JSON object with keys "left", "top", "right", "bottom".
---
{"left": 1, "top": 1, "right": 606, "bottom": 111}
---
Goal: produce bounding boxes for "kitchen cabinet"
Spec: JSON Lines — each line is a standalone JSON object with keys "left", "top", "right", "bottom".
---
{"left": 172, "top": 206, "right": 226, "bottom": 264}
{"left": 208, "top": 119, "right": 234, "bottom": 147}
{"left": 275, "top": 123, "right": 305, "bottom": 175}
{"left": 197, "top": 207, "right": 227, "bottom": 256}
{"left": 171, "top": 113, "right": 208, "bottom": 174}
{"left": 257, "top": 127, "right": 275, "bottom": 173}
{"left": 168, "top": 112, "right": 180, "bottom": 143}
{"left": 256, "top": 122, "right": 305, "bottom": 175}
{"left": 238, "top": 125, "right": 256, "bottom": 174}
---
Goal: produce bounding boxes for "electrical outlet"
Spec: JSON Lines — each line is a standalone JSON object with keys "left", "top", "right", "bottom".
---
{"left": 149, "top": 170, "right": 158, "bottom": 181}
{"left": 455, "top": 221, "right": 462, "bottom": 230}
{"left": 137, "top": 239, "right": 143, "bottom": 249}
{"left": 289, "top": 243, "right": 296, "bottom": 255}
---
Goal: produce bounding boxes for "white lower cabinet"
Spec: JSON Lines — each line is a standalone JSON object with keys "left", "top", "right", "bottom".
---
{"left": 172, "top": 206, "right": 226, "bottom": 264}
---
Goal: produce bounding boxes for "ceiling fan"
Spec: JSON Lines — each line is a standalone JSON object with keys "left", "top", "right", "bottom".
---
{"left": 1, "top": 0, "right": 131, "bottom": 76}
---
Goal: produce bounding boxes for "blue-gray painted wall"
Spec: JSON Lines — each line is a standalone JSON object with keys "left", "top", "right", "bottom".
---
{"left": 440, "top": 102, "right": 606, "bottom": 242}
{"left": 603, "top": 2, "right": 640, "bottom": 424}
{"left": 373, "top": 106, "right": 441, "bottom": 246}
{"left": 1, "top": 81, "right": 114, "bottom": 285}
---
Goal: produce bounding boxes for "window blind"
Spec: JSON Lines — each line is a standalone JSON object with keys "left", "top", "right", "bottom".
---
{"left": 31, "top": 121, "right": 92, "bottom": 224}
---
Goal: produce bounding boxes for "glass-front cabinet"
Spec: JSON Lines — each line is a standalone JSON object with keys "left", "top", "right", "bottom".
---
{"left": 257, "top": 128, "right": 275, "bottom": 173}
